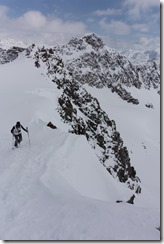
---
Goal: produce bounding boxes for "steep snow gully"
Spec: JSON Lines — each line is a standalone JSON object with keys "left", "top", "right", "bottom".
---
{"left": 0, "top": 38, "right": 160, "bottom": 240}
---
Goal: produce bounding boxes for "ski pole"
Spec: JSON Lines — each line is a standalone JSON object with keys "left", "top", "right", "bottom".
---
{"left": 26, "top": 127, "right": 31, "bottom": 146}
{"left": 12, "top": 135, "right": 15, "bottom": 149}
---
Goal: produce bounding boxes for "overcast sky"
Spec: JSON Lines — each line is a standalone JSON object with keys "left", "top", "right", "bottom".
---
{"left": 0, "top": 0, "right": 160, "bottom": 51}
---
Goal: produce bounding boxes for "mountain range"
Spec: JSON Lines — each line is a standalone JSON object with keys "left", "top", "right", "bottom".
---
{"left": 0, "top": 33, "right": 160, "bottom": 240}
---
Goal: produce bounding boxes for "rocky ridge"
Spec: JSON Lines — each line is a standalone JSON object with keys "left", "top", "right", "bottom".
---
{"left": 26, "top": 42, "right": 141, "bottom": 194}
{"left": 0, "top": 46, "right": 25, "bottom": 64}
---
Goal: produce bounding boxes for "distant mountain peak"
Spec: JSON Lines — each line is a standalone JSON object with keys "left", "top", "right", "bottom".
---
{"left": 0, "top": 37, "right": 28, "bottom": 49}
{"left": 82, "top": 33, "right": 104, "bottom": 49}
{"left": 68, "top": 33, "right": 104, "bottom": 51}
{"left": 121, "top": 48, "right": 160, "bottom": 65}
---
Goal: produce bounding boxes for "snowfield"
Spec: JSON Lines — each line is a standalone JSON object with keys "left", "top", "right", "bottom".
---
{"left": 0, "top": 51, "right": 160, "bottom": 240}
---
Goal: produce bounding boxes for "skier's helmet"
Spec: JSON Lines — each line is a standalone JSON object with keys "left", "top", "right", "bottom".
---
{"left": 16, "top": 121, "right": 20, "bottom": 127}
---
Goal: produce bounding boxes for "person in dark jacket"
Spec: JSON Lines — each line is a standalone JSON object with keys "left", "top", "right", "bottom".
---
{"left": 11, "top": 121, "right": 28, "bottom": 147}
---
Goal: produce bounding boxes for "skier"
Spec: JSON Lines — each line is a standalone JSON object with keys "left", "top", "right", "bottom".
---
{"left": 11, "top": 121, "right": 28, "bottom": 148}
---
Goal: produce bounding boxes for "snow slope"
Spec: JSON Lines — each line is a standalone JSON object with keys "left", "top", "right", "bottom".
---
{"left": 0, "top": 51, "right": 160, "bottom": 240}
{"left": 84, "top": 85, "right": 160, "bottom": 210}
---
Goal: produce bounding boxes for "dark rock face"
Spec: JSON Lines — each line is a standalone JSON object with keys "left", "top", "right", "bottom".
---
{"left": 126, "top": 194, "right": 135, "bottom": 204}
{"left": 136, "top": 61, "right": 160, "bottom": 93}
{"left": 82, "top": 33, "right": 105, "bottom": 50}
{"left": 47, "top": 122, "right": 57, "bottom": 129}
{"left": 116, "top": 194, "right": 136, "bottom": 204}
{"left": 68, "top": 33, "right": 104, "bottom": 51}
{"left": 0, "top": 46, "right": 25, "bottom": 64}
{"left": 110, "top": 84, "right": 139, "bottom": 104}
{"left": 145, "top": 103, "right": 154, "bottom": 109}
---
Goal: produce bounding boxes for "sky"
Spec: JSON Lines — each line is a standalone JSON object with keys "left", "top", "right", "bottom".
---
{"left": 0, "top": 0, "right": 160, "bottom": 51}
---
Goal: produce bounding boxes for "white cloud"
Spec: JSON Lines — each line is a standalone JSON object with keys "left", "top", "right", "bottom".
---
{"left": 124, "top": 0, "right": 159, "bottom": 18}
{"left": 0, "top": 7, "right": 87, "bottom": 45}
{"left": 103, "top": 34, "right": 160, "bottom": 52}
{"left": 17, "top": 11, "right": 47, "bottom": 30}
{"left": 45, "top": 17, "right": 86, "bottom": 34}
{"left": 0, "top": 4, "right": 159, "bottom": 51}
{"left": 132, "top": 23, "right": 149, "bottom": 32}
{"left": 99, "top": 18, "right": 130, "bottom": 35}
{"left": 94, "top": 8, "right": 121, "bottom": 16}
{"left": 138, "top": 35, "right": 160, "bottom": 50}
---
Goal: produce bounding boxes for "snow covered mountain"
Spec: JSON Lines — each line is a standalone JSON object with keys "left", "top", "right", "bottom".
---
{"left": 0, "top": 38, "right": 28, "bottom": 50}
{"left": 0, "top": 33, "right": 160, "bottom": 240}
{"left": 121, "top": 48, "right": 160, "bottom": 65}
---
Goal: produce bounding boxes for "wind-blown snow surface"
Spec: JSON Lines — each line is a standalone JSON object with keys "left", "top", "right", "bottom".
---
{"left": 0, "top": 53, "right": 160, "bottom": 240}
